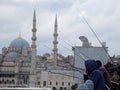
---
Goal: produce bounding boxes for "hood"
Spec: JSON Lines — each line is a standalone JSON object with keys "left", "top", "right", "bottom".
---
{"left": 85, "top": 59, "right": 98, "bottom": 74}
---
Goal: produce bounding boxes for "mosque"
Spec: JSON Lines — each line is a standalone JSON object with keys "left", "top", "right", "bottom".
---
{"left": 0, "top": 10, "right": 74, "bottom": 89}
{"left": 0, "top": 10, "right": 37, "bottom": 87}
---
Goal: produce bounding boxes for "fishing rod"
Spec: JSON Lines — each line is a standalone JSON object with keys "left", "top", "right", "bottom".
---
{"left": 59, "top": 42, "right": 86, "bottom": 61}
{"left": 44, "top": 43, "right": 86, "bottom": 63}
{"left": 44, "top": 45, "right": 86, "bottom": 74}
{"left": 73, "top": 2, "right": 112, "bottom": 63}
{"left": 58, "top": 31, "right": 90, "bottom": 60}
{"left": 44, "top": 42, "right": 89, "bottom": 73}
{"left": 47, "top": 69, "right": 83, "bottom": 80}
{"left": 81, "top": 15, "right": 113, "bottom": 62}
{"left": 76, "top": 8, "right": 113, "bottom": 62}
{"left": 57, "top": 63, "right": 84, "bottom": 74}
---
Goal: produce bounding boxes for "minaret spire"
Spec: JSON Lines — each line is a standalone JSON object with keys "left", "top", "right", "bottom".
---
{"left": 30, "top": 9, "right": 37, "bottom": 87}
{"left": 31, "top": 9, "right": 37, "bottom": 49}
{"left": 33, "top": 9, "right": 36, "bottom": 27}
{"left": 55, "top": 14, "right": 57, "bottom": 27}
{"left": 33, "top": 9, "right": 36, "bottom": 20}
{"left": 53, "top": 15, "right": 58, "bottom": 68}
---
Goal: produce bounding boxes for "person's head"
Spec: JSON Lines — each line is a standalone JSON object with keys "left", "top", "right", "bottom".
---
{"left": 96, "top": 60, "right": 102, "bottom": 68}
{"left": 85, "top": 59, "right": 98, "bottom": 74}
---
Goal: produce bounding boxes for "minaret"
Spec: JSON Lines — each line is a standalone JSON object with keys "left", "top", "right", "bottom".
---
{"left": 30, "top": 9, "right": 37, "bottom": 87}
{"left": 31, "top": 9, "right": 37, "bottom": 49}
{"left": 53, "top": 15, "right": 58, "bottom": 68}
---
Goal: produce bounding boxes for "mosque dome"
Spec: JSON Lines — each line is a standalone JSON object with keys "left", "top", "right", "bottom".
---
{"left": 10, "top": 37, "right": 29, "bottom": 48}
{"left": 6, "top": 52, "right": 20, "bottom": 58}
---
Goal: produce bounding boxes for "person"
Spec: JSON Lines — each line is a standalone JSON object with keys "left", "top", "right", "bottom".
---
{"left": 96, "top": 60, "right": 112, "bottom": 89}
{"left": 111, "top": 71, "right": 120, "bottom": 82}
{"left": 85, "top": 59, "right": 106, "bottom": 90}
{"left": 110, "top": 71, "right": 120, "bottom": 90}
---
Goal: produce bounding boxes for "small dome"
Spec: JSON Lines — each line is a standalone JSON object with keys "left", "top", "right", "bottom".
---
{"left": 10, "top": 38, "right": 29, "bottom": 48}
{"left": 6, "top": 52, "right": 20, "bottom": 58}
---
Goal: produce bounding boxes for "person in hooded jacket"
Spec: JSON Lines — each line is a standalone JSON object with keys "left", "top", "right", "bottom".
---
{"left": 85, "top": 59, "right": 106, "bottom": 90}
{"left": 96, "top": 60, "right": 112, "bottom": 89}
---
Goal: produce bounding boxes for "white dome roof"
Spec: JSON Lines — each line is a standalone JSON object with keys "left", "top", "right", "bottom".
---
{"left": 10, "top": 38, "right": 29, "bottom": 48}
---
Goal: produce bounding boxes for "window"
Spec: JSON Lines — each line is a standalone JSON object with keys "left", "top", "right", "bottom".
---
{"left": 6, "top": 79, "right": 9, "bottom": 84}
{"left": 43, "top": 81, "right": 46, "bottom": 87}
{"left": 62, "top": 82, "right": 64, "bottom": 86}
{"left": 50, "top": 81, "right": 52, "bottom": 85}
{"left": 4, "top": 81, "right": 6, "bottom": 84}
{"left": 12, "top": 80, "right": 15, "bottom": 84}
{"left": 68, "top": 82, "right": 70, "bottom": 86}
{"left": 56, "top": 82, "right": 58, "bottom": 86}
{"left": 38, "top": 82, "right": 40, "bottom": 85}
{"left": 9, "top": 81, "right": 11, "bottom": 84}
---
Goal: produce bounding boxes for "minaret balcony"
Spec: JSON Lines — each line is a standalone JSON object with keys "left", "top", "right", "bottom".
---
{"left": 32, "top": 28, "right": 37, "bottom": 32}
{"left": 53, "top": 41, "right": 58, "bottom": 44}
{"left": 53, "top": 33, "right": 58, "bottom": 36}
{"left": 32, "top": 37, "right": 37, "bottom": 40}
{"left": 53, "top": 49, "right": 58, "bottom": 52}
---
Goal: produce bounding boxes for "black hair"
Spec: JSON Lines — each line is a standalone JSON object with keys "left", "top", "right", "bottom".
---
{"left": 96, "top": 60, "right": 102, "bottom": 68}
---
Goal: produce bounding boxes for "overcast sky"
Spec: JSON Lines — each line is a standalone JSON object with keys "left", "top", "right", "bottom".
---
{"left": 0, "top": 0, "right": 120, "bottom": 56}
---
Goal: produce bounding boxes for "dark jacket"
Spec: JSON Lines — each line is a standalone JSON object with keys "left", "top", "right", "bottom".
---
{"left": 99, "top": 66, "right": 112, "bottom": 87}
{"left": 85, "top": 60, "right": 106, "bottom": 90}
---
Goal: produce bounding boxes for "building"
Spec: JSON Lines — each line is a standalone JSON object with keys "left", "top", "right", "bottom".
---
{"left": 73, "top": 36, "right": 108, "bottom": 83}
{"left": 0, "top": 10, "right": 74, "bottom": 89}
{"left": 36, "top": 70, "right": 74, "bottom": 89}
{"left": 0, "top": 9, "right": 37, "bottom": 87}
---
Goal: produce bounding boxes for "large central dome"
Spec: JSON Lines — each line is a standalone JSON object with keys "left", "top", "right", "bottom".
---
{"left": 10, "top": 37, "right": 30, "bottom": 48}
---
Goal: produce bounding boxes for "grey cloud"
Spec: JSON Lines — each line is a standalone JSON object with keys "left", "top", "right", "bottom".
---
{"left": 0, "top": 0, "right": 120, "bottom": 56}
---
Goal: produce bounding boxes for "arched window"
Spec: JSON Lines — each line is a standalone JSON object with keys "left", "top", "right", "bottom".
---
{"left": 56, "top": 82, "right": 58, "bottom": 86}
{"left": 62, "top": 82, "right": 64, "bottom": 86}
{"left": 24, "top": 78, "right": 26, "bottom": 84}
{"left": 68, "top": 82, "right": 70, "bottom": 86}
{"left": 38, "top": 82, "right": 40, "bottom": 85}
{"left": 50, "top": 81, "right": 52, "bottom": 85}
{"left": 4, "top": 81, "right": 6, "bottom": 84}
{"left": 2, "top": 79, "right": 4, "bottom": 84}
{"left": 26, "top": 76, "right": 29, "bottom": 84}
{"left": 60, "top": 87, "right": 63, "bottom": 90}
{"left": 12, "top": 80, "right": 15, "bottom": 84}
{"left": 43, "top": 81, "right": 46, "bottom": 87}
{"left": 64, "top": 87, "right": 67, "bottom": 90}
{"left": 9, "top": 81, "right": 11, "bottom": 84}
{"left": 6, "top": 79, "right": 9, "bottom": 84}
{"left": 52, "top": 87, "right": 57, "bottom": 90}
{"left": 23, "top": 76, "right": 26, "bottom": 84}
